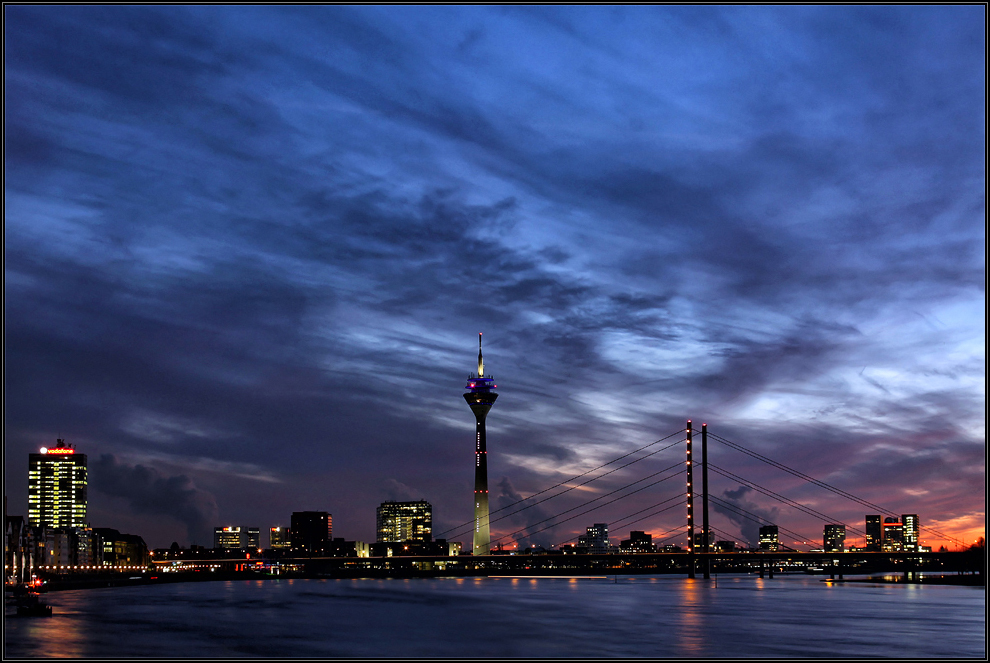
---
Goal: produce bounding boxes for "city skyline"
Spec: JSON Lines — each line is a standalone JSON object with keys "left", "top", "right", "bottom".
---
{"left": 6, "top": 417, "right": 972, "bottom": 556}
{"left": 4, "top": 6, "right": 985, "bottom": 551}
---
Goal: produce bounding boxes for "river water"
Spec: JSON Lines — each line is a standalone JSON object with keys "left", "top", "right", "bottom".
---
{"left": 4, "top": 574, "right": 985, "bottom": 658}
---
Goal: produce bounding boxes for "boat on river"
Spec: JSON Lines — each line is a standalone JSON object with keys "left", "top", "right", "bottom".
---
{"left": 6, "top": 587, "right": 53, "bottom": 617}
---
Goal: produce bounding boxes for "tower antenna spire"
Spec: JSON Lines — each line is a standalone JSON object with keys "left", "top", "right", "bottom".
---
{"left": 464, "top": 333, "right": 497, "bottom": 555}
{"left": 478, "top": 332, "right": 484, "bottom": 377}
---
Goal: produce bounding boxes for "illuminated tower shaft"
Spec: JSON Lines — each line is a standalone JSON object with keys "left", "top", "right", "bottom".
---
{"left": 464, "top": 333, "right": 497, "bottom": 555}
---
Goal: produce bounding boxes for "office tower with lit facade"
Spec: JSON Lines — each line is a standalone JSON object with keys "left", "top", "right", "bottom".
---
{"left": 865, "top": 515, "right": 882, "bottom": 551}
{"left": 213, "top": 526, "right": 261, "bottom": 550}
{"left": 463, "top": 333, "right": 497, "bottom": 555}
{"left": 377, "top": 500, "right": 433, "bottom": 543}
{"left": 28, "top": 439, "right": 87, "bottom": 528}
{"left": 823, "top": 524, "right": 846, "bottom": 552}
{"left": 215, "top": 526, "right": 242, "bottom": 549}
{"left": 882, "top": 517, "right": 904, "bottom": 552}
{"left": 901, "top": 514, "right": 919, "bottom": 552}
{"left": 759, "top": 525, "right": 779, "bottom": 551}
{"left": 270, "top": 526, "right": 291, "bottom": 549}
{"left": 578, "top": 523, "right": 612, "bottom": 554}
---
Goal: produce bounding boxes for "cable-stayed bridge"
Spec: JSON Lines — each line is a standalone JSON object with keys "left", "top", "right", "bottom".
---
{"left": 219, "top": 420, "right": 980, "bottom": 583}
{"left": 440, "top": 421, "right": 968, "bottom": 554}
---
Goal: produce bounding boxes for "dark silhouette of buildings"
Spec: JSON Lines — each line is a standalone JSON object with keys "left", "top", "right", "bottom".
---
{"left": 463, "top": 333, "right": 497, "bottom": 555}
{"left": 824, "top": 524, "right": 846, "bottom": 552}
{"left": 759, "top": 525, "right": 779, "bottom": 551}
{"left": 865, "top": 515, "right": 882, "bottom": 551}
{"left": 693, "top": 531, "right": 713, "bottom": 549}
{"left": 92, "top": 528, "right": 150, "bottom": 567}
{"left": 290, "top": 511, "right": 332, "bottom": 555}
{"left": 619, "top": 530, "right": 654, "bottom": 553}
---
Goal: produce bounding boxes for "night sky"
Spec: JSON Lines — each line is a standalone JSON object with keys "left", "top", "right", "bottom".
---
{"left": 4, "top": 6, "right": 985, "bottom": 551}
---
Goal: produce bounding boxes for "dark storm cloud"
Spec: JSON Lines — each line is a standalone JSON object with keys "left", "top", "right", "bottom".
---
{"left": 713, "top": 486, "right": 780, "bottom": 548}
{"left": 91, "top": 454, "right": 219, "bottom": 544}
{"left": 4, "top": 6, "right": 983, "bottom": 548}
{"left": 494, "top": 477, "right": 558, "bottom": 549}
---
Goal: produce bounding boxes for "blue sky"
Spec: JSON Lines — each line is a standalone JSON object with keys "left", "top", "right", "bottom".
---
{"left": 4, "top": 5, "right": 985, "bottom": 550}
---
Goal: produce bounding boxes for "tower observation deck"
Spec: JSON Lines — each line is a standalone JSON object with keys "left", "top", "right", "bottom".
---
{"left": 464, "top": 333, "right": 497, "bottom": 555}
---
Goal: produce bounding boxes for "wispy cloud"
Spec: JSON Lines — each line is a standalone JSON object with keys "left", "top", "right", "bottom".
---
{"left": 3, "top": 5, "right": 983, "bottom": 548}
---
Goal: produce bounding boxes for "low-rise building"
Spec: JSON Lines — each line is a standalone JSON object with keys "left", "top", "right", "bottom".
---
{"left": 619, "top": 530, "right": 654, "bottom": 553}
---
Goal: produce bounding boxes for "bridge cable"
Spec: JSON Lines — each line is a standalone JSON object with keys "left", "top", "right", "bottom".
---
{"left": 489, "top": 462, "right": 685, "bottom": 546}
{"left": 442, "top": 440, "right": 686, "bottom": 542}
{"left": 708, "top": 463, "right": 868, "bottom": 539}
{"left": 702, "top": 429, "right": 967, "bottom": 548}
{"left": 653, "top": 526, "right": 689, "bottom": 548}
{"left": 706, "top": 493, "right": 813, "bottom": 551}
{"left": 705, "top": 524, "right": 748, "bottom": 550}
{"left": 552, "top": 496, "right": 686, "bottom": 547}
{"left": 608, "top": 498, "right": 687, "bottom": 535}
{"left": 436, "top": 428, "right": 685, "bottom": 539}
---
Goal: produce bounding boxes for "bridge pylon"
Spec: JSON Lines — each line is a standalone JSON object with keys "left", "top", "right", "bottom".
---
{"left": 702, "top": 422, "right": 710, "bottom": 580}
{"left": 686, "top": 420, "right": 695, "bottom": 579}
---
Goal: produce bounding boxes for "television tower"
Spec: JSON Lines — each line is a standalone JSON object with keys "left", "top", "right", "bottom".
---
{"left": 464, "top": 333, "right": 497, "bottom": 555}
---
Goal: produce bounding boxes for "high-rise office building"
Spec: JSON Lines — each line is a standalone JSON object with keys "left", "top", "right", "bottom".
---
{"left": 882, "top": 517, "right": 903, "bottom": 552}
{"left": 290, "top": 511, "right": 332, "bottom": 555}
{"left": 463, "top": 333, "right": 497, "bottom": 555}
{"left": 901, "top": 514, "right": 919, "bottom": 552}
{"left": 865, "top": 515, "right": 882, "bottom": 551}
{"left": 215, "top": 526, "right": 242, "bottom": 549}
{"left": 213, "top": 526, "right": 261, "bottom": 550}
{"left": 578, "top": 524, "right": 611, "bottom": 554}
{"left": 578, "top": 523, "right": 612, "bottom": 555}
{"left": 759, "top": 525, "right": 779, "bottom": 551}
{"left": 377, "top": 500, "right": 433, "bottom": 543}
{"left": 270, "top": 526, "right": 291, "bottom": 549}
{"left": 823, "top": 524, "right": 846, "bottom": 552}
{"left": 28, "top": 439, "right": 87, "bottom": 528}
